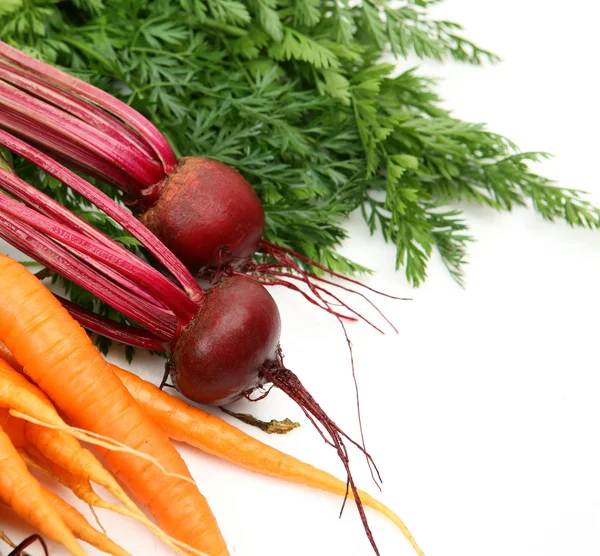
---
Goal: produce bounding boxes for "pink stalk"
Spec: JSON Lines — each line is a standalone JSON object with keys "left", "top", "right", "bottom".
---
{"left": 59, "top": 297, "right": 168, "bottom": 352}
{"left": 0, "top": 211, "right": 176, "bottom": 338}
{"left": 0, "top": 59, "right": 157, "bottom": 162}
{"left": 0, "top": 40, "right": 177, "bottom": 173}
{"left": 0, "top": 104, "right": 135, "bottom": 190}
{"left": 0, "top": 164, "right": 176, "bottom": 311}
{"left": 0, "top": 191, "right": 198, "bottom": 321}
{"left": 0, "top": 80, "right": 163, "bottom": 187}
{"left": 75, "top": 249, "right": 170, "bottom": 308}
{"left": 0, "top": 130, "right": 201, "bottom": 299}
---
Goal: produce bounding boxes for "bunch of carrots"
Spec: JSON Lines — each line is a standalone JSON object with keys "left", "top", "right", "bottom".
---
{"left": 0, "top": 253, "right": 422, "bottom": 555}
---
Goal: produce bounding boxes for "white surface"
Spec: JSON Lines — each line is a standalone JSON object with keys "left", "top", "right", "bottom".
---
{"left": 2, "top": 0, "right": 600, "bottom": 555}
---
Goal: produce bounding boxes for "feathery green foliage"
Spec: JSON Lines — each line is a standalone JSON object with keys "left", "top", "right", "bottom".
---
{"left": 1, "top": 0, "right": 598, "bottom": 292}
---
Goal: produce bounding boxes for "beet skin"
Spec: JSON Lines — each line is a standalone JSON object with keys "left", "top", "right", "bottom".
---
{"left": 139, "top": 157, "right": 265, "bottom": 273}
{"left": 171, "top": 275, "right": 281, "bottom": 406}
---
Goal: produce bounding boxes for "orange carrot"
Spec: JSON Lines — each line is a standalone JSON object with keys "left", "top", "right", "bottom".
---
{"left": 42, "top": 487, "right": 132, "bottom": 556}
{"left": 0, "top": 424, "right": 84, "bottom": 556}
{"left": 0, "top": 481, "right": 131, "bottom": 556}
{"left": 115, "top": 364, "right": 423, "bottom": 554}
{"left": 0, "top": 254, "right": 229, "bottom": 556}
{"left": 21, "top": 447, "right": 207, "bottom": 556}
{"left": 0, "top": 340, "right": 423, "bottom": 555}
{"left": 0, "top": 340, "right": 18, "bottom": 370}
{"left": 0, "top": 360, "right": 148, "bottom": 519}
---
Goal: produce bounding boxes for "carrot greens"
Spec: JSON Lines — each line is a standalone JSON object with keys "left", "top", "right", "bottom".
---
{"left": 1, "top": 0, "right": 598, "bottom": 291}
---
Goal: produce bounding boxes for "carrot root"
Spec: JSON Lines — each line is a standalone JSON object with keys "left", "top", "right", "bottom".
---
{"left": 43, "top": 487, "right": 132, "bottom": 556}
{"left": 22, "top": 446, "right": 210, "bottom": 556}
{"left": 0, "top": 527, "right": 18, "bottom": 549}
{"left": 9, "top": 410, "right": 197, "bottom": 487}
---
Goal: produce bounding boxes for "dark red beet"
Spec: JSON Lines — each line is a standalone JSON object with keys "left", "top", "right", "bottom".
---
{"left": 138, "top": 158, "right": 265, "bottom": 274}
{"left": 171, "top": 275, "right": 281, "bottom": 405}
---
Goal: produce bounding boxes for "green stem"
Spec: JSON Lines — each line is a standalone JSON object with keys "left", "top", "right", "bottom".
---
{"left": 197, "top": 17, "right": 247, "bottom": 38}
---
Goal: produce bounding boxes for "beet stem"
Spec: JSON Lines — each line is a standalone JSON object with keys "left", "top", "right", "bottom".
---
{"left": 0, "top": 129, "right": 202, "bottom": 300}
{"left": 0, "top": 59, "right": 157, "bottom": 160}
{"left": 0, "top": 40, "right": 178, "bottom": 173}
{"left": 58, "top": 296, "right": 168, "bottom": 351}
{"left": 0, "top": 212, "right": 176, "bottom": 338}
{"left": 0, "top": 105, "right": 136, "bottom": 192}
{"left": 0, "top": 113, "right": 132, "bottom": 191}
{"left": 0, "top": 79, "right": 164, "bottom": 187}
{"left": 0, "top": 59, "right": 157, "bottom": 162}
{"left": 0, "top": 186, "right": 198, "bottom": 321}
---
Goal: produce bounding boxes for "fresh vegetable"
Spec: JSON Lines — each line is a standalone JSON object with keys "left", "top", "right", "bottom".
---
{"left": 0, "top": 357, "right": 153, "bottom": 522}
{"left": 42, "top": 488, "right": 132, "bottom": 556}
{"left": 0, "top": 41, "right": 265, "bottom": 275}
{"left": 0, "top": 356, "right": 209, "bottom": 555}
{"left": 0, "top": 143, "right": 399, "bottom": 554}
{"left": 112, "top": 362, "right": 424, "bottom": 555}
{"left": 0, "top": 424, "right": 84, "bottom": 556}
{"left": 0, "top": 253, "right": 230, "bottom": 556}
{"left": 1, "top": 0, "right": 599, "bottom": 293}
{"left": 1, "top": 488, "right": 131, "bottom": 556}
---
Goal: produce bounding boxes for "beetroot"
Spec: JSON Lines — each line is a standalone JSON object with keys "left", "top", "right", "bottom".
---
{"left": 172, "top": 275, "right": 280, "bottom": 405}
{"left": 138, "top": 158, "right": 265, "bottom": 274}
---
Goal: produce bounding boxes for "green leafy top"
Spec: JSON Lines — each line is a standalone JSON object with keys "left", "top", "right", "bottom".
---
{"left": 1, "top": 0, "right": 598, "bottom": 289}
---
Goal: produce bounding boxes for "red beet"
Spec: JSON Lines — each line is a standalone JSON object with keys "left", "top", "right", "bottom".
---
{"left": 172, "top": 274, "right": 280, "bottom": 405}
{"left": 138, "top": 158, "right": 265, "bottom": 274}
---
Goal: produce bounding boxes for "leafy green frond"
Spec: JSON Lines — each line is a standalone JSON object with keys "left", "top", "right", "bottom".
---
{"left": 293, "top": 0, "right": 321, "bottom": 28}
{"left": 251, "top": 0, "right": 283, "bottom": 41}
{"left": 0, "top": 0, "right": 22, "bottom": 16}
{"left": 69, "top": 0, "right": 105, "bottom": 16}
{"left": 0, "top": 0, "right": 595, "bottom": 345}
{"left": 268, "top": 27, "right": 340, "bottom": 68}
{"left": 427, "top": 207, "right": 472, "bottom": 287}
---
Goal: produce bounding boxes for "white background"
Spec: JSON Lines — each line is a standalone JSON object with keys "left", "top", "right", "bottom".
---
{"left": 2, "top": 0, "right": 600, "bottom": 554}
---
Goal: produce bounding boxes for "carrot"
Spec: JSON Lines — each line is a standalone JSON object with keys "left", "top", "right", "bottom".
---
{"left": 42, "top": 487, "right": 132, "bottom": 556}
{"left": 20, "top": 448, "right": 206, "bottom": 556}
{"left": 0, "top": 481, "right": 131, "bottom": 556}
{"left": 0, "top": 359, "right": 151, "bottom": 519}
{"left": 0, "top": 342, "right": 423, "bottom": 555}
{"left": 114, "top": 364, "right": 424, "bottom": 554}
{"left": 0, "top": 340, "right": 18, "bottom": 370}
{"left": 0, "top": 424, "right": 84, "bottom": 556}
{"left": 0, "top": 254, "right": 229, "bottom": 556}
